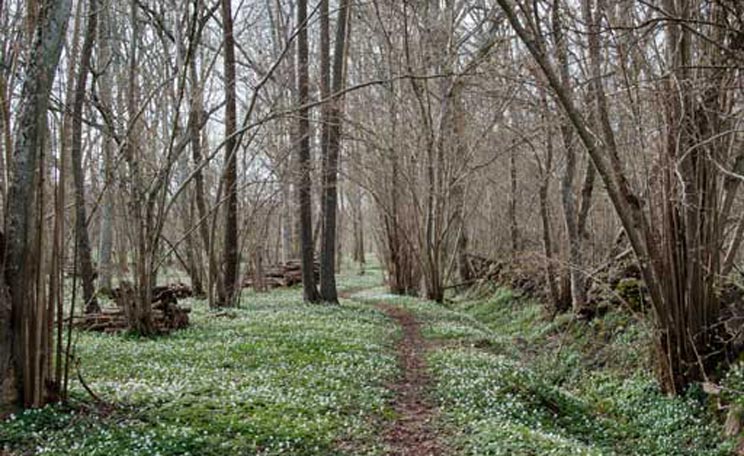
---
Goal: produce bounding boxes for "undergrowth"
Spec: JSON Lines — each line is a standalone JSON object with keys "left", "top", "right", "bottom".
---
{"left": 2, "top": 264, "right": 740, "bottom": 455}
{"left": 356, "top": 287, "right": 736, "bottom": 455}
{"left": 1, "top": 270, "right": 396, "bottom": 456}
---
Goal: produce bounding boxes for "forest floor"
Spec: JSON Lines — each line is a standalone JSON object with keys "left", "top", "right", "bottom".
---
{"left": 0, "top": 263, "right": 740, "bottom": 455}
{"left": 377, "top": 303, "right": 443, "bottom": 456}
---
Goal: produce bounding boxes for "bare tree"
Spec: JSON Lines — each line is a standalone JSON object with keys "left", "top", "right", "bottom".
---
{"left": 319, "top": 0, "right": 352, "bottom": 303}
{"left": 1, "top": 0, "right": 71, "bottom": 410}
{"left": 70, "top": 0, "right": 99, "bottom": 313}
{"left": 217, "top": 0, "right": 239, "bottom": 308}
{"left": 296, "top": 0, "right": 320, "bottom": 302}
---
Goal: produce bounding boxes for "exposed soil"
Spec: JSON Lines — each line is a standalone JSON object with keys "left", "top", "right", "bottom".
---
{"left": 378, "top": 303, "right": 444, "bottom": 456}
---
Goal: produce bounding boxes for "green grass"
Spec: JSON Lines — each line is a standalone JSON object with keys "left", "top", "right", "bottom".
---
{"left": 1, "top": 269, "right": 397, "bottom": 456}
{"left": 1, "top": 261, "right": 738, "bottom": 455}
{"left": 366, "top": 289, "right": 735, "bottom": 455}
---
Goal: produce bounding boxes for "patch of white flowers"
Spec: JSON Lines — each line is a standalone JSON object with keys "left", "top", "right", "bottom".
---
{"left": 2, "top": 284, "right": 398, "bottom": 455}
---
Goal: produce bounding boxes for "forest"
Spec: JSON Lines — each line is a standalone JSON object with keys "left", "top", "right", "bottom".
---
{"left": 1, "top": 0, "right": 744, "bottom": 454}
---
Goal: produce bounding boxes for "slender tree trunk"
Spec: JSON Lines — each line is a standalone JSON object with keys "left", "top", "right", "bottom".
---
{"left": 188, "top": 54, "right": 215, "bottom": 304}
{"left": 281, "top": 177, "right": 294, "bottom": 263}
{"left": 70, "top": 0, "right": 99, "bottom": 314}
{"left": 539, "top": 97, "right": 562, "bottom": 312}
{"left": 125, "top": 0, "right": 153, "bottom": 335}
{"left": 1, "top": 0, "right": 71, "bottom": 411}
{"left": 218, "top": 0, "right": 239, "bottom": 307}
{"left": 297, "top": 0, "right": 320, "bottom": 302}
{"left": 319, "top": 0, "right": 351, "bottom": 303}
{"left": 350, "top": 183, "right": 365, "bottom": 273}
{"left": 553, "top": 2, "right": 589, "bottom": 316}
{"left": 96, "top": 0, "right": 114, "bottom": 294}
{"left": 509, "top": 140, "right": 519, "bottom": 257}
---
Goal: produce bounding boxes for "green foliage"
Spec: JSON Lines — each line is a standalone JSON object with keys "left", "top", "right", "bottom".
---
{"left": 396, "top": 289, "right": 733, "bottom": 455}
{"left": 1, "top": 267, "right": 736, "bottom": 456}
{"left": 722, "top": 361, "right": 744, "bottom": 409}
{"left": 1, "top": 286, "right": 397, "bottom": 456}
{"left": 614, "top": 278, "right": 645, "bottom": 312}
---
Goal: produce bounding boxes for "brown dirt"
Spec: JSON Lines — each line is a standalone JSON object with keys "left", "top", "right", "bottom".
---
{"left": 378, "top": 303, "right": 444, "bottom": 456}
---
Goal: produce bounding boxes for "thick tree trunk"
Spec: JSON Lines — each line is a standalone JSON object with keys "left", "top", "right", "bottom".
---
{"left": 70, "top": 0, "right": 99, "bottom": 314}
{"left": 218, "top": 0, "right": 239, "bottom": 307}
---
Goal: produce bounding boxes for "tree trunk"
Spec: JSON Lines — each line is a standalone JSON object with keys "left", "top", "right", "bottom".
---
{"left": 296, "top": 0, "right": 320, "bottom": 302}
{"left": 125, "top": 0, "right": 153, "bottom": 335}
{"left": 218, "top": 0, "right": 239, "bottom": 307}
{"left": 539, "top": 94, "right": 562, "bottom": 312}
{"left": 1, "top": 0, "right": 71, "bottom": 411}
{"left": 350, "top": 183, "right": 365, "bottom": 273}
{"left": 509, "top": 141, "right": 519, "bottom": 258}
{"left": 319, "top": 0, "right": 351, "bottom": 303}
{"left": 70, "top": 0, "right": 99, "bottom": 314}
{"left": 553, "top": 3, "right": 589, "bottom": 317}
{"left": 188, "top": 56, "right": 215, "bottom": 304}
{"left": 96, "top": 0, "right": 114, "bottom": 294}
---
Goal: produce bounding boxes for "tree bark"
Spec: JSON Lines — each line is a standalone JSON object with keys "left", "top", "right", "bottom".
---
{"left": 125, "top": 0, "right": 154, "bottom": 335}
{"left": 319, "top": 0, "right": 351, "bottom": 303}
{"left": 553, "top": 1, "right": 589, "bottom": 317}
{"left": 188, "top": 54, "right": 216, "bottom": 304}
{"left": 539, "top": 94, "right": 562, "bottom": 313}
{"left": 218, "top": 0, "right": 239, "bottom": 307}
{"left": 2, "top": 0, "right": 71, "bottom": 410}
{"left": 296, "top": 0, "right": 320, "bottom": 302}
{"left": 70, "top": 0, "right": 99, "bottom": 314}
{"left": 96, "top": 0, "right": 114, "bottom": 294}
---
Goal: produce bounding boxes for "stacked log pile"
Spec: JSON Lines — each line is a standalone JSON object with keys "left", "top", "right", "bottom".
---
{"left": 243, "top": 260, "right": 319, "bottom": 289}
{"left": 72, "top": 283, "right": 192, "bottom": 333}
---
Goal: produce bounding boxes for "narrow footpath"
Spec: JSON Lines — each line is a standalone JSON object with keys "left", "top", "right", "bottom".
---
{"left": 377, "top": 303, "right": 443, "bottom": 456}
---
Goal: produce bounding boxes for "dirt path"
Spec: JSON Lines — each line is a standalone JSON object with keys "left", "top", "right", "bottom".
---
{"left": 378, "top": 303, "right": 443, "bottom": 456}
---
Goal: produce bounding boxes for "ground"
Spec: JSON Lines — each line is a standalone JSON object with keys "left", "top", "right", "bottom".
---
{"left": 0, "top": 265, "right": 739, "bottom": 455}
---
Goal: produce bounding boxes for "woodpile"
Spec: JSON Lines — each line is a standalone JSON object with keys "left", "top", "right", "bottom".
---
{"left": 152, "top": 282, "right": 193, "bottom": 300}
{"left": 72, "top": 282, "right": 191, "bottom": 334}
{"left": 243, "top": 260, "right": 319, "bottom": 289}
